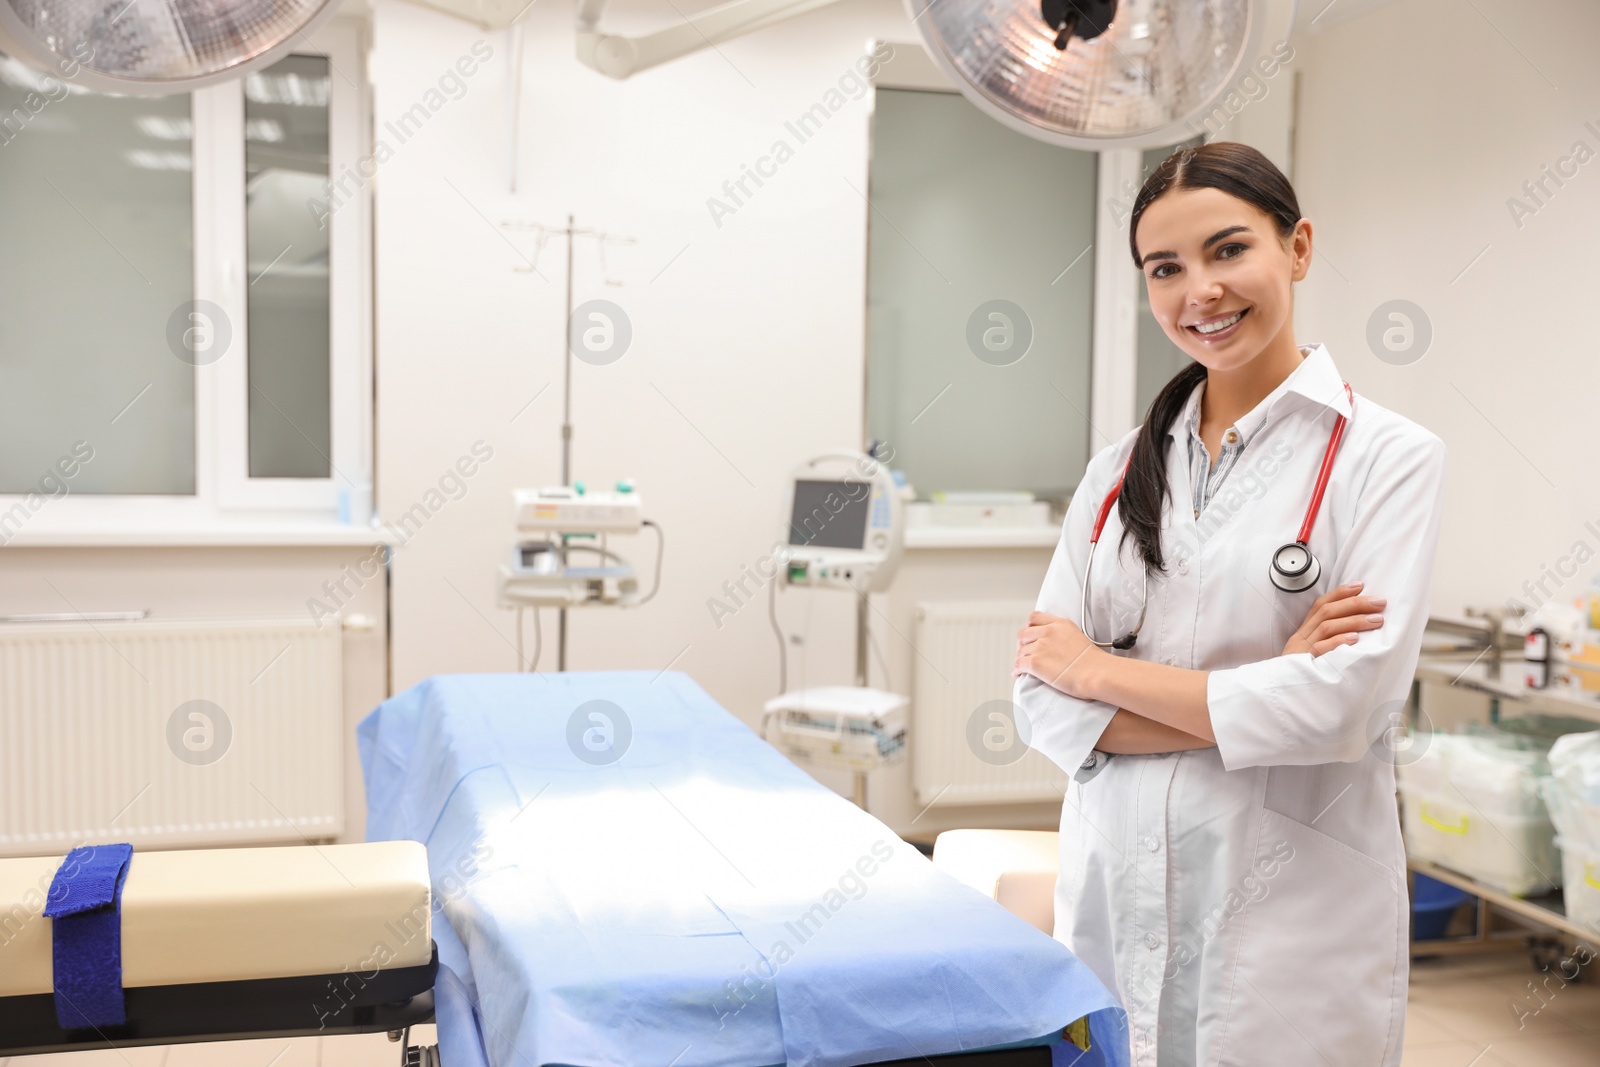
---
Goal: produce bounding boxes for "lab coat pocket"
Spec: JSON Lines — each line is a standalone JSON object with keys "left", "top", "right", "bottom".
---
{"left": 1208, "top": 808, "right": 1402, "bottom": 1067}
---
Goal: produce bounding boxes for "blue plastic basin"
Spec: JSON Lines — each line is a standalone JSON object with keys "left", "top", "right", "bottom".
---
{"left": 1412, "top": 872, "right": 1472, "bottom": 940}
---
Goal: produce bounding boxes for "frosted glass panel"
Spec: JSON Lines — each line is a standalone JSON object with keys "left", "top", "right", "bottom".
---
{"left": 865, "top": 88, "right": 1096, "bottom": 501}
{"left": 0, "top": 57, "right": 195, "bottom": 494}
{"left": 246, "top": 53, "right": 331, "bottom": 479}
{"left": 1134, "top": 138, "right": 1205, "bottom": 419}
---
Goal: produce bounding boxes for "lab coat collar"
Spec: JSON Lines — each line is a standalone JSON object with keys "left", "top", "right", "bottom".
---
{"left": 1167, "top": 342, "right": 1352, "bottom": 446}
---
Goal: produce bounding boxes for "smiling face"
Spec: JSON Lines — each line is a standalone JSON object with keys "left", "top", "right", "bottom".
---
{"left": 1134, "top": 186, "right": 1313, "bottom": 374}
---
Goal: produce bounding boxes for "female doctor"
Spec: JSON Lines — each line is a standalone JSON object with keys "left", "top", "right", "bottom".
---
{"left": 1012, "top": 141, "right": 1448, "bottom": 1067}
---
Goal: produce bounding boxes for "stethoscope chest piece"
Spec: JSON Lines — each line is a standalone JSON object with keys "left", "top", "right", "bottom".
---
{"left": 1081, "top": 380, "right": 1354, "bottom": 645}
{"left": 1270, "top": 541, "right": 1320, "bottom": 592}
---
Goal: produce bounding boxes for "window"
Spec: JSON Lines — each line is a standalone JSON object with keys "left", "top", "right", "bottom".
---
{"left": 0, "top": 19, "right": 370, "bottom": 536}
{"left": 864, "top": 88, "right": 1098, "bottom": 502}
{"left": 863, "top": 54, "right": 1211, "bottom": 505}
{"left": 0, "top": 58, "right": 196, "bottom": 495}
{"left": 246, "top": 54, "right": 333, "bottom": 480}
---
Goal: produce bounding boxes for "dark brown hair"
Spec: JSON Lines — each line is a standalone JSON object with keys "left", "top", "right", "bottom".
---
{"left": 1118, "top": 141, "right": 1302, "bottom": 574}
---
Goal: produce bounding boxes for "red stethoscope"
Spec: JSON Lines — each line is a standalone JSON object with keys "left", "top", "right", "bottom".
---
{"left": 1081, "top": 382, "right": 1355, "bottom": 650}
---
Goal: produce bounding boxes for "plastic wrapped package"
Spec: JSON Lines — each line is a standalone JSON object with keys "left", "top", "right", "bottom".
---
{"left": 1556, "top": 836, "right": 1600, "bottom": 935}
{"left": 1544, "top": 731, "right": 1600, "bottom": 933}
{"left": 1545, "top": 731, "right": 1600, "bottom": 841}
{"left": 1442, "top": 730, "right": 1548, "bottom": 817}
{"left": 1397, "top": 725, "right": 1562, "bottom": 896}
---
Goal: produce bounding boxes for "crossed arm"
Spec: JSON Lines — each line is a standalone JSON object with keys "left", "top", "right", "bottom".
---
{"left": 1012, "top": 581, "right": 1388, "bottom": 754}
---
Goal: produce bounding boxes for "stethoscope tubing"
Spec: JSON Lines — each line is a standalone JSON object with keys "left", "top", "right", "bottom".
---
{"left": 1079, "top": 381, "right": 1354, "bottom": 649}
{"left": 1297, "top": 384, "right": 1353, "bottom": 545}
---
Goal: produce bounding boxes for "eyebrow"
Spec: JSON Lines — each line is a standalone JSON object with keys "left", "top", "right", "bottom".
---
{"left": 1138, "top": 225, "right": 1253, "bottom": 268}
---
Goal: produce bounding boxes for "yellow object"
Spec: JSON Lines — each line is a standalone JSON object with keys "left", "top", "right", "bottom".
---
{"left": 0, "top": 841, "right": 431, "bottom": 998}
{"left": 1420, "top": 805, "right": 1469, "bottom": 835}
{"left": 1587, "top": 862, "right": 1600, "bottom": 892}
{"left": 1568, "top": 640, "right": 1600, "bottom": 670}
{"left": 1065, "top": 1016, "right": 1092, "bottom": 1051}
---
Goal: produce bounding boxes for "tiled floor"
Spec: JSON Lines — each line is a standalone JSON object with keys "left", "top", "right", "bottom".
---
{"left": 1404, "top": 950, "right": 1600, "bottom": 1066}
{"left": 5, "top": 953, "right": 1599, "bottom": 1065}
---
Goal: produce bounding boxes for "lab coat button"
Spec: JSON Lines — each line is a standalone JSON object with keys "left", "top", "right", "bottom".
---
{"left": 1145, "top": 836, "right": 1160, "bottom": 852}
{"left": 1144, "top": 932, "right": 1160, "bottom": 949}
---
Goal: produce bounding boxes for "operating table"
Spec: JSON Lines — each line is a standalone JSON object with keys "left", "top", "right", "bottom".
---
{"left": 0, "top": 670, "right": 1128, "bottom": 1067}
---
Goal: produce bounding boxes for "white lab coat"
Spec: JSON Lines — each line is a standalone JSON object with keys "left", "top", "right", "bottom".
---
{"left": 1015, "top": 343, "right": 1448, "bottom": 1067}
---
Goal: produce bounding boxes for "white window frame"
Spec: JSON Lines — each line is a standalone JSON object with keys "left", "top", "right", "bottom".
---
{"left": 0, "top": 16, "right": 373, "bottom": 539}
{"left": 1092, "top": 148, "right": 1143, "bottom": 444}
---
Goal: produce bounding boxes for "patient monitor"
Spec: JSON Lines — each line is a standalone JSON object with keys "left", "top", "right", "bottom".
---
{"left": 779, "top": 450, "right": 904, "bottom": 593}
{"left": 766, "top": 448, "right": 908, "bottom": 808}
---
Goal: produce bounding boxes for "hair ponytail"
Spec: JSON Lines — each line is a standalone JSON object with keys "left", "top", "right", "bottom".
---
{"left": 1116, "top": 141, "right": 1302, "bottom": 575}
{"left": 1116, "top": 360, "right": 1207, "bottom": 575}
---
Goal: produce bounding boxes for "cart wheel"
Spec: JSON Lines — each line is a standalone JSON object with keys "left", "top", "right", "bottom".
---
{"left": 404, "top": 1045, "right": 441, "bottom": 1067}
{"left": 1528, "top": 937, "right": 1566, "bottom": 974}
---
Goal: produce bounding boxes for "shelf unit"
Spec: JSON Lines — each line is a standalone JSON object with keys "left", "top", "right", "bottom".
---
{"left": 1406, "top": 857, "right": 1593, "bottom": 966}
{"left": 1406, "top": 649, "right": 1600, "bottom": 959}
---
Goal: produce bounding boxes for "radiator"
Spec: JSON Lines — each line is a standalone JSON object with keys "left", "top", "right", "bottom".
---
{"left": 0, "top": 616, "right": 344, "bottom": 857}
{"left": 912, "top": 600, "right": 1070, "bottom": 806}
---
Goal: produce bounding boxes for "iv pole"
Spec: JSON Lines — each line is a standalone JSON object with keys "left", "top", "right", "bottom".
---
{"left": 499, "top": 213, "right": 636, "bottom": 669}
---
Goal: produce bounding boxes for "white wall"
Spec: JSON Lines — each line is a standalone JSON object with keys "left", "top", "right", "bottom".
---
{"left": 372, "top": 0, "right": 1600, "bottom": 823}
{"left": 1289, "top": 0, "right": 1600, "bottom": 623}
{"left": 373, "top": 0, "right": 918, "bottom": 727}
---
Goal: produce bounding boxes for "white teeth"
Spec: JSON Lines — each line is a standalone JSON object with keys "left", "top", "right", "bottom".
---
{"left": 1194, "top": 311, "right": 1243, "bottom": 335}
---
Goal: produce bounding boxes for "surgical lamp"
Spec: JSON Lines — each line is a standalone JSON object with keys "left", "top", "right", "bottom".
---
{"left": 573, "top": 0, "right": 1296, "bottom": 151}
{"left": 0, "top": 0, "right": 340, "bottom": 94}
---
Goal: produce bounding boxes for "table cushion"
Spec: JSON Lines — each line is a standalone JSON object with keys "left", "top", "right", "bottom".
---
{"left": 0, "top": 841, "right": 430, "bottom": 997}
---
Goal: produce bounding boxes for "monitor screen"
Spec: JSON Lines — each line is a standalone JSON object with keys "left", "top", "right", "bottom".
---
{"left": 788, "top": 479, "right": 870, "bottom": 550}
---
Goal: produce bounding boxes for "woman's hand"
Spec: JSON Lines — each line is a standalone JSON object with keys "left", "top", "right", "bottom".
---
{"left": 1284, "top": 581, "right": 1387, "bottom": 657}
{"left": 1013, "top": 611, "right": 1104, "bottom": 699}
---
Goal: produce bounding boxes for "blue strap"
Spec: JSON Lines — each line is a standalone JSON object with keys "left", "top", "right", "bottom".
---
{"left": 42, "top": 843, "right": 134, "bottom": 1030}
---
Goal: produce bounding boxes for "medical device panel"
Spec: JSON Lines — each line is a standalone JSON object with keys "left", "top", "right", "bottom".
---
{"left": 779, "top": 450, "right": 903, "bottom": 594}
{"left": 496, "top": 481, "right": 657, "bottom": 613}
{"left": 513, "top": 485, "right": 643, "bottom": 534}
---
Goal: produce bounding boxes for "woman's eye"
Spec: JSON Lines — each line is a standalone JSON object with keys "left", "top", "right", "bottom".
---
{"left": 1150, "top": 264, "right": 1176, "bottom": 279}
{"left": 1217, "top": 242, "right": 1247, "bottom": 259}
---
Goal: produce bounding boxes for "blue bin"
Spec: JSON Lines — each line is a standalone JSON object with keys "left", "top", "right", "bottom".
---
{"left": 1411, "top": 872, "right": 1472, "bottom": 940}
